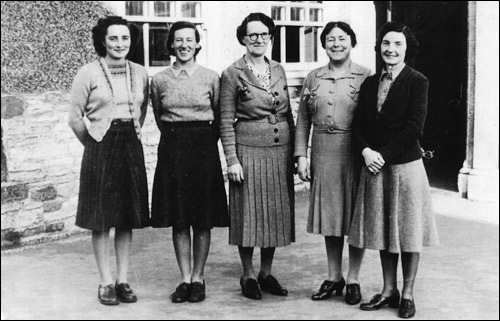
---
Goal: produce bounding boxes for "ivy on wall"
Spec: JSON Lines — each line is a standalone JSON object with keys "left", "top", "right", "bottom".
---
{"left": 1, "top": 1, "right": 112, "bottom": 94}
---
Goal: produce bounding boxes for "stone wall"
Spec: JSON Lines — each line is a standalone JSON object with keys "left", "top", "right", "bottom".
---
{"left": 1, "top": 90, "right": 306, "bottom": 249}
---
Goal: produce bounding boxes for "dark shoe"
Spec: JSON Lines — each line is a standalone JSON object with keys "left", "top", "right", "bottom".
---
{"left": 189, "top": 280, "right": 206, "bottom": 303}
{"left": 171, "top": 282, "right": 192, "bottom": 303}
{"left": 311, "top": 278, "right": 345, "bottom": 301}
{"left": 399, "top": 298, "right": 416, "bottom": 318}
{"left": 98, "top": 284, "right": 119, "bottom": 306}
{"left": 258, "top": 274, "right": 288, "bottom": 296}
{"left": 345, "top": 283, "right": 362, "bottom": 305}
{"left": 240, "top": 277, "right": 262, "bottom": 300}
{"left": 115, "top": 282, "right": 137, "bottom": 303}
{"left": 360, "top": 290, "right": 400, "bottom": 311}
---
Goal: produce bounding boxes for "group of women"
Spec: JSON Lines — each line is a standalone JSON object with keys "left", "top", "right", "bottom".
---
{"left": 69, "top": 13, "right": 438, "bottom": 319}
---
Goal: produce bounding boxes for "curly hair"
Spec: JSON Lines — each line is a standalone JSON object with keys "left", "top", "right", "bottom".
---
{"left": 91, "top": 16, "right": 130, "bottom": 57}
{"left": 236, "top": 12, "right": 275, "bottom": 46}
{"left": 375, "top": 22, "right": 419, "bottom": 60}
{"left": 320, "top": 21, "right": 357, "bottom": 49}
{"left": 166, "top": 21, "right": 202, "bottom": 57}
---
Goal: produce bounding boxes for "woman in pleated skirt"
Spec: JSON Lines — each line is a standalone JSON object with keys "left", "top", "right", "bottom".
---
{"left": 348, "top": 22, "right": 439, "bottom": 319}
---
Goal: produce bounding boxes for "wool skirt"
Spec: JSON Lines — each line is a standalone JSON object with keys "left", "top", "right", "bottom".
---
{"left": 151, "top": 122, "right": 229, "bottom": 229}
{"left": 229, "top": 142, "right": 295, "bottom": 248}
{"left": 347, "top": 159, "right": 439, "bottom": 253}
{"left": 308, "top": 131, "right": 360, "bottom": 236}
{"left": 76, "top": 120, "right": 150, "bottom": 231}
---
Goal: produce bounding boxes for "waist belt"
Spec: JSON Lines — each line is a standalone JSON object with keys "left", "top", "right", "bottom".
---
{"left": 238, "top": 113, "right": 287, "bottom": 124}
{"left": 313, "top": 124, "right": 351, "bottom": 134}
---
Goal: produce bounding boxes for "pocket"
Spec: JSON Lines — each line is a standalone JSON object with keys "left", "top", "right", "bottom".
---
{"left": 238, "top": 86, "right": 254, "bottom": 102}
{"left": 348, "top": 83, "right": 360, "bottom": 102}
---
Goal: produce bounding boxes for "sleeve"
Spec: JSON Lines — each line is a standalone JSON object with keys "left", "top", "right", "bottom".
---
{"left": 150, "top": 76, "right": 165, "bottom": 133}
{"left": 138, "top": 68, "right": 149, "bottom": 128}
{"left": 282, "top": 67, "right": 295, "bottom": 153}
{"left": 294, "top": 74, "right": 312, "bottom": 158}
{"left": 68, "top": 66, "right": 91, "bottom": 145}
{"left": 210, "top": 73, "right": 221, "bottom": 140}
{"left": 379, "top": 75, "right": 429, "bottom": 162}
{"left": 219, "top": 68, "right": 240, "bottom": 167}
{"left": 352, "top": 79, "right": 371, "bottom": 155}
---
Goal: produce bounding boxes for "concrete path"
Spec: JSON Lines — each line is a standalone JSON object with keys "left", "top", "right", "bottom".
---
{"left": 1, "top": 192, "right": 499, "bottom": 320}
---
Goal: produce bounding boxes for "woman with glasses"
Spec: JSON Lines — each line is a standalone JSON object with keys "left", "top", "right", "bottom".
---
{"left": 220, "top": 12, "right": 295, "bottom": 300}
{"left": 295, "top": 21, "right": 371, "bottom": 305}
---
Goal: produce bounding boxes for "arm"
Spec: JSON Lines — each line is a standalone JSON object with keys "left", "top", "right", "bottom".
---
{"left": 138, "top": 69, "right": 149, "bottom": 128}
{"left": 150, "top": 76, "right": 165, "bottom": 133}
{"left": 68, "top": 66, "right": 91, "bottom": 145}
{"left": 210, "top": 74, "right": 221, "bottom": 140}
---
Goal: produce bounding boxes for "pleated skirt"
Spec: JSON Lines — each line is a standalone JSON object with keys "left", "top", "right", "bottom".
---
{"left": 347, "top": 159, "right": 439, "bottom": 253}
{"left": 308, "top": 131, "right": 360, "bottom": 236}
{"left": 229, "top": 143, "right": 295, "bottom": 248}
{"left": 76, "top": 121, "right": 150, "bottom": 231}
{"left": 151, "top": 122, "right": 229, "bottom": 229}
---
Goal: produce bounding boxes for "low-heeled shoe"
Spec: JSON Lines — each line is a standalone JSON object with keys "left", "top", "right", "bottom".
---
{"left": 115, "top": 282, "right": 137, "bottom": 303}
{"left": 399, "top": 298, "right": 416, "bottom": 318}
{"left": 171, "top": 282, "right": 192, "bottom": 303}
{"left": 345, "top": 283, "right": 362, "bottom": 305}
{"left": 240, "top": 277, "right": 262, "bottom": 300}
{"left": 189, "top": 280, "right": 206, "bottom": 303}
{"left": 311, "top": 278, "right": 345, "bottom": 301}
{"left": 258, "top": 274, "right": 288, "bottom": 296}
{"left": 360, "top": 290, "right": 400, "bottom": 311}
{"left": 98, "top": 284, "right": 120, "bottom": 306}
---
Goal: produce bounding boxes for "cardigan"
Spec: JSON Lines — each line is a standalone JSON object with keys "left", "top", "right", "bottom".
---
{"left": 353, "top": 65, "right": 429, "bottom": 165}
{"left": 68, "top": 58, "right": 149, "bottom": 144}
{"left": 220, "top": 56, "right": 295, "bottom": 167}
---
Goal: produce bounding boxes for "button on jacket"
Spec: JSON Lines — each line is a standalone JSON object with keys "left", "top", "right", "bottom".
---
{"left": 220, "top": 57, "right": 295, "bottom": 166}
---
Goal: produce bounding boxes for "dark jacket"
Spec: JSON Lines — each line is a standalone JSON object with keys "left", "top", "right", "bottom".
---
{"left": 353, "top": 65, "right": 429, "bottom": 165}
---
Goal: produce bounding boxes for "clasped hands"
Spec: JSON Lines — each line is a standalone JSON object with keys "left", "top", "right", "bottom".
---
{"left": 362, "top": 148, "right": 385, "bottom": 174}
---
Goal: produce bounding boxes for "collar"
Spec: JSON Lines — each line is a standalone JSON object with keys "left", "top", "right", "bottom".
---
{"left": 316, "top": 61, "right": 366, "bottom": 79}
{"left": 171, "top": 62, "right": 198, "bottom": 78}
{"left": 234, "top": 55, "right": 280, "bottom": 71}
{"left": 380, "top": 63, "right": 406, "bottom": 81}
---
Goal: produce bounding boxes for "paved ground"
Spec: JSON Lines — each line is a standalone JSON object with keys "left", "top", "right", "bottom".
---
{"left": 1, "top": 191, "right": 499, "bottom": 320}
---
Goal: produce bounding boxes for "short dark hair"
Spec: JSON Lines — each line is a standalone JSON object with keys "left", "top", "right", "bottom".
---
{"left": 236, "top": 12, "right": 275, "bottom": 46}
{"left": 92, "top": 16, "right": 130, "bottom": 57}
{"left": 375, "top": 22, "right": 419, "bottom": 60}
{"left": 166, "top": 21, "right": 202, "bottom": 57}
{"left": 320, "top": 21, "right": 357, "bottom": 48}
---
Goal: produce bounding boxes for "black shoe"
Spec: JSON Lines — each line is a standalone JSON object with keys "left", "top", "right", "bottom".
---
{"left": 399, "top": 298, "right": 416, "bottom": 318}
{"left": 345, "top": 283, "right": 362, "bottom": 305}
{"left": 240, "top": 277, "right": 262, "bottom": 300}
{"left": 115, "top": 282, "right": 137, "bottom": 303}
{"left": 360, "top": 290, "right": 400, "bottom": 311}
{"left": 258, "top": 274, "right": 288, "bottom": 296}
{"left": 98, "top": 284, "right": 120, "bottom": 306}
{"left": 311, "top": 278, "right": 345, "bottom": 301}
{"left": 189, "top": 280, "right": 206, "bottom": 303}
{"left": 171, "top": 282, "right": 192, "bottom": 303}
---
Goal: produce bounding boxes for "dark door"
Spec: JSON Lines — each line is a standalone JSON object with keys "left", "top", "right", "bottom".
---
{"left": 375, "top": 1, "right": 468, "bottom": 191}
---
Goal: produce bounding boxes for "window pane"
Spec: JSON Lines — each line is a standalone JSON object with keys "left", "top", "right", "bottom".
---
{"left": 285, "top": 26, "right": 300, "bottom": 62}
{"left": 309, "top": 8, "right": 322, "bottom": 22}
{"left": 149, "top": 23, "right": 171, "bottom": 66}
{"left": 126, "top": 1, "right": 144, "bottom": 16}
{"left": 290, "top": 7, "right": 303, "bottom": 21}
{"left": 304, "top": 26, "right": 318, "bottom": 62}
{"left": 181, "top": 2, "right": 200, "bottom": 18}
{"left": 271, "top": 6, "right": 283, "bottom": 21}
{"left": 271, "top": 26, "right": 282, "bottom": 62}
{"left": 154, "top": 1, "right": 173, "bottom": 17}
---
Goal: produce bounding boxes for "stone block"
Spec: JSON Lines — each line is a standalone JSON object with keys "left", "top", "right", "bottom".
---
{"left": 22, "top": 224, "right": 46, "bottom": 237}
{"left": 16, "top": 203, "right": 43, "bottom": 228}
{"left": 1, "top": 201, "right": 22, "bottom": 214}
{"left": 1, "top": 96, "right": 25, "bottom": 119}
{"left": 31, "top": 185, "right": 57, "bottom": 202}
{"left": 1, "top": 182, "right": 29, "bottom": 203}
{"left": 43, "top": 198, "right": 63, "bottom": 212}
{"left": 1, "top": 211, "right": 16, "bottom": 229}
{"left": 45, "top": 222, "right": 65, "bottom": 233}
{"left": 1, "top": 229, "right": 22, "bottom": 245}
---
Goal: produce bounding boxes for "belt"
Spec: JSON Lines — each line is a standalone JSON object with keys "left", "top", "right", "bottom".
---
{"left": 313, "top": 124, "right": 351, "bottom": 134}
{"left": 111, "top": 118, "right": 133, "bottom": 125}
{"left": 238, "top": 113, "right": 287, "bottom": 124}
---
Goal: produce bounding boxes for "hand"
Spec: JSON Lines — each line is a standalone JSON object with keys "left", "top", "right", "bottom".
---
{"left": 228, "top": 163, "right": 245, "bottom": 183}
{"left": 297, "top": 157, "right": 311, "bottom": 181}
{"left": 362, "top": 148, "right": 385, "bottom": 174}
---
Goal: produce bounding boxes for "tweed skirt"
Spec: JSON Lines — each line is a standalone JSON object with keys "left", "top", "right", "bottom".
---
{"left": 308, "top": 131, "right": 360, "bottom": 236}
{"left": 76, "top": 121, "right": 150, "bottom": 231}
{"left": 347, "top": 159, "right": 439, "bottom": 253}
{"left": 151, "top": 122, "right": 229, "bottom": 229}
{"left": 229, "top": 142, "right": 295, "bottom": 248}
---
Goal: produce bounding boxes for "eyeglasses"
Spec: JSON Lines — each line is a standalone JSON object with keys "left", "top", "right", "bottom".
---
{"left": 246, "top": 33, "right": 270, "bottom": 42}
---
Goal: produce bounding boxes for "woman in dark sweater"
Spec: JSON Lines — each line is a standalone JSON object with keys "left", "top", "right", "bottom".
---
{"left": 348, "top": 22, "right": 439, "bottom": 319}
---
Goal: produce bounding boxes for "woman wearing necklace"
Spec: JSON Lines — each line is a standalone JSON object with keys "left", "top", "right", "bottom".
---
{"left": 295, "top": 21, "right": 371, "bottom": 305}
{"left": 220, "top": 12, "right": 295, "bottom": 300}
{"left": 69, "top": 16, "right": 150, "bottom": 306}
{"left": 150, "top": 21, "right": 229, "bottom": 303}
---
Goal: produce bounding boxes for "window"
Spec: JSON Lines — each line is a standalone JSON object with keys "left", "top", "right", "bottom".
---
{"left": 123, "top": 1, "right": 203, "bottom": 69}
{"left": 271, "top": 1, "right": 323, "bottom": 65}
